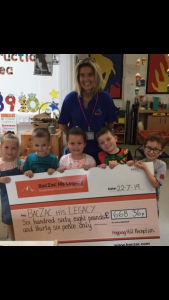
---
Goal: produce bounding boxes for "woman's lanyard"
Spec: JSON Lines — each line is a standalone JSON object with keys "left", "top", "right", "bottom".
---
{"left": 78, "top": 93, "right": 98, "bottom": 131}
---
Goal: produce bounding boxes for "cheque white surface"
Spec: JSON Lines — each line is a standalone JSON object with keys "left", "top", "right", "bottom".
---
{"left": 6, "top": 163, "right": 160, "bottom": 245}
{"left": 7, "top": 163, "right": 155, "bottom": 205}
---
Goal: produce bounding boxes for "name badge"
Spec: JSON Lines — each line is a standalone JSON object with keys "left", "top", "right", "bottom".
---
{"left": 86, "top": 131, "right": 95, "bottom": 140}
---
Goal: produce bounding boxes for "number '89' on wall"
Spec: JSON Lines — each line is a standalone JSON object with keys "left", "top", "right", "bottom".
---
{"left": 0, "top": 94, "right": 40, "bottom": 113}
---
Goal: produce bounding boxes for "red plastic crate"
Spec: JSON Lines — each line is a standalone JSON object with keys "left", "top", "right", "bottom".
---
{"left": 138, "top": 130, "right": 169, "bottom": 142}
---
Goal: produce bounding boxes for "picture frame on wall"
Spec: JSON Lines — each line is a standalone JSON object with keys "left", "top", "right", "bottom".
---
{"left": 74, "top": 55, "right": 79, "bottom": 67}
{"left": 146, "top": 54, "right": 169, "bottom": 94}
{"left": 89, "top": 54, "right": 123, "bottom": 99}
{"left": 34, "top": 54, "right": 53, "bottom": 76}
{"left": 53, "top": 54, "right": 60, "bottom": 65}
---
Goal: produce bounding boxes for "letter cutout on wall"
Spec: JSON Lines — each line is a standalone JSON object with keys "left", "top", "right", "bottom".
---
{"left": 0, "top": 94, "right": 4, "bottom": 112}
{"left": 18, "top": 94, "right": 29, "bottom": 112}
{"left": 5, "top": 94, "right": 16, "bottom": 112}
{"left": 26, "top": 94, "right": 40, "bottom": 112}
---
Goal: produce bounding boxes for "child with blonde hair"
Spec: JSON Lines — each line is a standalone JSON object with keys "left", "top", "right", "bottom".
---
{"left": 0, "top": 131, "right": 25, "bottom": 240}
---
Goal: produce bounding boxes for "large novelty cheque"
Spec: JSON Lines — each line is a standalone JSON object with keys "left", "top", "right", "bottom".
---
{"left": 7, "top": 163, "right": 160, "bottom": 246}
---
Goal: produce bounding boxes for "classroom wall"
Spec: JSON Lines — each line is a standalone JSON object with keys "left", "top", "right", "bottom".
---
{"left": 1, "top": 54, "right": 168, "bottom": 143}
{"left": 0, "top": 54, "right": 73, "bottom": 142}
{"left": 75, "top": 54, "right": 169, "bottom": 110}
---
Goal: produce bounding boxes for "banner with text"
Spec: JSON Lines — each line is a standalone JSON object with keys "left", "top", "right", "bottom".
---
{"left": 6, "top": 163, "right": 160, "bottom": 246}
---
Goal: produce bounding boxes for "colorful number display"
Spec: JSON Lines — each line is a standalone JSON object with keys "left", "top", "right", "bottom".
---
{"left": 26, "top": 94, "right": 39, "bottom": 112}
{"left": 5, "top": 94, "right": 16, "bottom": 112}
{"left": 0, "top": 93, "right": 40, "bottom": 113}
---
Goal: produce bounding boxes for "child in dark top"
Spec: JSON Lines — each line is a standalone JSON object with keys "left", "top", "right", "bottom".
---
{"left": 23, "top": 128, "right": 58, "bottom": 178}
{"left": 96, "top": 127, "right": 133, "bottom": 168}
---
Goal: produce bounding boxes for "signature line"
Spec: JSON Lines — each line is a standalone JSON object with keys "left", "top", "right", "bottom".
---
{"left": 94, "top": 224, "right": 107, "bottom": 226}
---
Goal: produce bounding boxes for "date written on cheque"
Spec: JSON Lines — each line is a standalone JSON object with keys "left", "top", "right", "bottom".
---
{"left": 111, "top": 209, "right": 147, "bottom": 220}
{"left": 108, "top": 184, "right": 141, "bottom": 191}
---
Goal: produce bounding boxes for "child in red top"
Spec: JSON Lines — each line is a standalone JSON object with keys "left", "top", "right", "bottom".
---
{"left": 96, "top": 127, "right": 133, "bottom": 168}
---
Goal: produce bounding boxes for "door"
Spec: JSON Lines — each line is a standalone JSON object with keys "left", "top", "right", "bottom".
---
{"left": 147, "top": 116, "right": 164, "bottom": 130}
{"left": 163, "top": 117, "right": 169, "bottom": 132}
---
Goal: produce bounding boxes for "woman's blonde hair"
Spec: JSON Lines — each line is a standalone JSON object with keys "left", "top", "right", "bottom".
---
{"left": 74, "top": 58, "right": 103, "bottom": 96}
{"left": 0, "top": 131, "right": 20, "bottom": 158}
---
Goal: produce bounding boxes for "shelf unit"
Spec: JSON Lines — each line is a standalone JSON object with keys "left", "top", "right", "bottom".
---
{"left": 114, "top": 118, "right": 125, "bottom": 144}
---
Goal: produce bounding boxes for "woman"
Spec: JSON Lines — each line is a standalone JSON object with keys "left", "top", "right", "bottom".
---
{"left": 58, "top": 57, "right": 117, "bottom": 164}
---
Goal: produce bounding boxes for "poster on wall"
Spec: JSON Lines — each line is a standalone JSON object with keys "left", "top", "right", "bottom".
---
{"left": 0, "top": 113, "right": 17, "bottom": 134}
{"left": 89, "top": 54, "right": 123, "bottom": 99}
{"left": 146, "top": 54, "right": 169, "bottom": 94}
{"left": 34, "top": 54, "right": 53, "bottom": 76}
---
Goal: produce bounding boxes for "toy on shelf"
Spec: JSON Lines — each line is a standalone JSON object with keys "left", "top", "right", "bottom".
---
{"left": 142, "top": 57, "right": 147, "bottom": 65}
{"left": 135, "top": 87, "right": 139, "bottom": 95}
{"left": 136, "top": 59, "right": 140, "bottom": 67}
{"left": 139, "top": 95, "right": 147, "bottom": 110}
{"left": 135, "top": 73, "right": 140, "bottom": 81}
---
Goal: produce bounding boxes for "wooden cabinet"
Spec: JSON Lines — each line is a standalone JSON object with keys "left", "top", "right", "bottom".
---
{"left": 164, "top": 118, "right": 169, "bottom": 132}
{"left": 147, "top": 116, "right": 169, "bottom": 132}
{"left": 21, "top": 129, "right": 63, "bottom": 158}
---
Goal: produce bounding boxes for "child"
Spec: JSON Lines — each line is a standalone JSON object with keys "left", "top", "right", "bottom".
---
{"left": 127, "top": 132, "right": 167, "bottom": 214}
{"left": 23, "top": 128, "right": 58, "bottom": 178}
{"left": 0, "top": 131, "right": 25, "bottom": 240}
{"left": 96, "top": 127, "right": 133, "bottom": 168}
{"left": 57, "top": 127, "right": 96, "bottom": 172}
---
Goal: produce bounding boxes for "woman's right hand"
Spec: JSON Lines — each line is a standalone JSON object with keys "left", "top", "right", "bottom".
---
{"left": 24, "top": 170, "right": 34, "bottom": 178}
{"left": 0, "top": 177, "right": 11, "bottom": 183}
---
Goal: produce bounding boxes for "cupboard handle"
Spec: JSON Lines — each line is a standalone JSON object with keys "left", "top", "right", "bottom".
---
{"left": 165, "top": 118, "right": 166, "bottom": 124}
{"left": 160, "top": 118, "right": 161, "bottom": 123}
